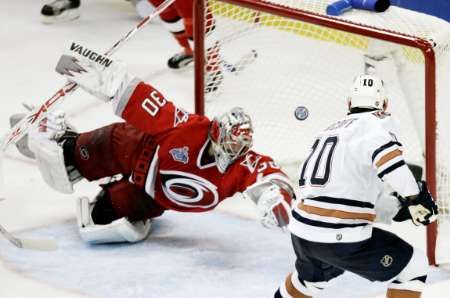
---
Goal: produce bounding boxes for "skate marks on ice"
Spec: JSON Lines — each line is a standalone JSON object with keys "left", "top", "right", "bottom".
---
{"left": 0, "top": 211, "right": 449, "bottom": 298}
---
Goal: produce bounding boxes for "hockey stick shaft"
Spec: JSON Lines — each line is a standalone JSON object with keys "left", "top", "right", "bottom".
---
{"left": 0, "top": 223, "right": 22, "bottom": 248}
{"left": 1, "top": 0, "right": 176, "bottom": 152}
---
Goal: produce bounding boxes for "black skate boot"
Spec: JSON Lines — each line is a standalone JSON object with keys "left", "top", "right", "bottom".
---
{"left": 41, "top": 0, "right": 81, "bottom": 24}
{"left": 167, "top": 52, "right": 194, "bottom": 70}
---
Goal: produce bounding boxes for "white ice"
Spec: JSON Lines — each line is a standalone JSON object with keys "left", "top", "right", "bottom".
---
{"left": 1, "top": 0, "right": 450, "bottom": 297}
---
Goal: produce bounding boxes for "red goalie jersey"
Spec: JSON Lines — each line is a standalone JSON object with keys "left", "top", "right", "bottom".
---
{"left": 111, "top": 79, "right": 290, "bottom": 213}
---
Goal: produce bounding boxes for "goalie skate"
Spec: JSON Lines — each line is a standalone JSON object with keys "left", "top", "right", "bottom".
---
{"left": 41, "top": 0, "right": 80, "bottom": 24}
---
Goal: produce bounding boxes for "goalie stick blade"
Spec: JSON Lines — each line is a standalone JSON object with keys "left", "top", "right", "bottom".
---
{"left": 19, "top": 238, "right": 58, "bottom": 251}
{"left": 0, "top": 224, "right": 58, "bottom": 251}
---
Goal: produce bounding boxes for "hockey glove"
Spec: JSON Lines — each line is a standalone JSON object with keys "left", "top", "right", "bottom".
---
{"left": 393, "top": 181, "right": 438, "bottom": 226}
{"left": 256, "top": 184, "right": 293, "bottom": 229}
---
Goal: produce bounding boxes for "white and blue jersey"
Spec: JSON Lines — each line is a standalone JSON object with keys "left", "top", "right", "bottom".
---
{"left": 289, "top": 111, "right": 419, "bottom": 243}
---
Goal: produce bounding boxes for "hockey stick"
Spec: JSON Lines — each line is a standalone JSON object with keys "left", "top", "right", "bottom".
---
{"left": 0, "top": 0, "right": 176, "bottom": 152}
{"left": 222, "top": 49, "right": 258, "bottom": 74}
{"left": 0, "top": 170, "right": 57, "bottom": 251}
{"left": 0, "top": 223, "right": 57, "bottom": 251}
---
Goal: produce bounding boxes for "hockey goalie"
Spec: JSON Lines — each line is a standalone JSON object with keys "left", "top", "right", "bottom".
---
{"left": 15, "top": 41, "right": 295, "bottom": 244}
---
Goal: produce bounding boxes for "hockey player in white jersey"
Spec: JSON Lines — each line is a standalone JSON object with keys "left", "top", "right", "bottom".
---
{"left": 276, "top": 75, "right": 438, "bottom": 298}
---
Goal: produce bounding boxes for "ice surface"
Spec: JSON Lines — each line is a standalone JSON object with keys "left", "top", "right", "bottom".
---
{"left": 2, "top": 212, "right": 449, "bottom": 298}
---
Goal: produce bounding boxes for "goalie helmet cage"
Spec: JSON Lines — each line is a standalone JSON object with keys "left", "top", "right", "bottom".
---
{"left": 194, "top": 0, "right": 450, "bottom": 265}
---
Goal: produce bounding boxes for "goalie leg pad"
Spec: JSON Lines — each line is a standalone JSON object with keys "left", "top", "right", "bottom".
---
{"left": 28, "top": 136, "right": 76, "bottom": 194}
{"left": 77, "top": 196, "right": 152, "bottom": 244}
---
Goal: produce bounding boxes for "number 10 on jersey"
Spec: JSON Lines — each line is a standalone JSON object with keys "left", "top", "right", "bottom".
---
{"left": 299, "top": 136, "right": 338, "bottom": 187}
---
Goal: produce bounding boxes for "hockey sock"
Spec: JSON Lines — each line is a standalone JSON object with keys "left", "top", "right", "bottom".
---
{"left": 173, "top": 31, "right": 193, "bottom": 55}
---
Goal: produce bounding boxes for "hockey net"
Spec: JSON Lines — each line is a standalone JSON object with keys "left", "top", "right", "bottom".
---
{"left": 194, "top": 0, "right": 450, "bottom": 264}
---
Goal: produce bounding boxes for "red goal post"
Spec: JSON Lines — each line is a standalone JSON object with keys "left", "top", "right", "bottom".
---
{"left": 194, "top": 0, "right": 449, "bottom": 265}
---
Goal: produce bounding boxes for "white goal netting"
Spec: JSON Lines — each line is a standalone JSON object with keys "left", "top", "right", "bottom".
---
{"left": 197, "top": 0, "right": 450, "bottom": 263}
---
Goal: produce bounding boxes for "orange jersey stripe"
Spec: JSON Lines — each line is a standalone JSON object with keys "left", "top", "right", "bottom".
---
{"left": 298, "top": 202, "right": 376, "bottom": 222}
{"left": 376, "top": 149, "right": 402, "bottom": 168}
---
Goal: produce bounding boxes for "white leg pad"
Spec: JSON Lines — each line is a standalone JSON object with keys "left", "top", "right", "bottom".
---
{"left": 29, "top": 136, "right": 74, "bottom": 194}
{"left": 76, "top": 196, "right": 152, "bottom": 244}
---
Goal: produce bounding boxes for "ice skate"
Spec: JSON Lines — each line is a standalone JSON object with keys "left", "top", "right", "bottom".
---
{"left": 41, "top": 0, "right": 80, "bottom": 24}
{"left": 167, "top": 51, "right": 194, "bottom": 70}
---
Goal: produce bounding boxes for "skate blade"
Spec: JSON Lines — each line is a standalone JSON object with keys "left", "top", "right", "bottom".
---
{"left": 168, "top": 61, "right": 194, "bottom": 73}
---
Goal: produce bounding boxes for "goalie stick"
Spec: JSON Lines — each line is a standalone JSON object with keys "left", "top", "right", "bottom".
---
{"left": 0, "top": 0, "right": 176, "bottom": 152}
{"left": 0, "top": 156, "right": 57, "bottom": 251}
{"left": 0, "top": 223, "right": 57, "bottom": 251}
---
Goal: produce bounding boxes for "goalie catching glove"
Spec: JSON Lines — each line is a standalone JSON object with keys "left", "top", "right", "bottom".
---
{"left": 245, "top": 180, "right": 294, "bottom": 229}
{"left": 258, "top": 184, "right": 293, "bottom": 229}
{"left": 393, "top": 181, "right": 438, "bottom": 226}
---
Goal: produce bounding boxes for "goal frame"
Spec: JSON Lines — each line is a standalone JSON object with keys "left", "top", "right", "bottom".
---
{"left": 193, "top": 0, "right": 438, "bottom": 265}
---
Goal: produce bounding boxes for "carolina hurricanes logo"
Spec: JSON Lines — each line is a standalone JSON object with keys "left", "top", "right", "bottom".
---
{"left": 160, "top": 170, "right": 219, "bottom": 209}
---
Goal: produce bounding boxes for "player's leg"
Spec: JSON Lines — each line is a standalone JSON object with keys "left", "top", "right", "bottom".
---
{"left": 386, "top": 248, "right": 428, "bottom": 298}
{"left": 68, "top": 122, "right": 150, "bottom": 181}
{"left": 145, "top": 0, "right": 193, "bottom": 69}
{"left": 41, "top": 0, "right": 81, "bottom": 24}
{"left": 27, "top": 115, "right": 152, "bottom": 193}
{"left": 77, "top": 179, "right": 166, "bottom": 244}
{"left": 66, "top": 122, "right": 163, "bottom": 244}
{"left": 315, "top": 228, "right": 427, "bottom": 297}
{"left": 28, "top": 117, "right": 162, "bottom": 243}
{"left": 275, "top": 234, "right": 344, "bottom": 297}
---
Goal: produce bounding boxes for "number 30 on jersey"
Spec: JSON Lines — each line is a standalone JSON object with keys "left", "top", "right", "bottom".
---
{"left": 142, "top": 90, "right": 167, "bottom": 116}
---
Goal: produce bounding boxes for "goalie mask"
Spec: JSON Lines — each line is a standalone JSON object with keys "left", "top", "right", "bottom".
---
{"left": 210, "top": 107, "right": 254, "bottom": 173}
{"left": 348, "top": 74, "right": 388, "bottom": 111}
